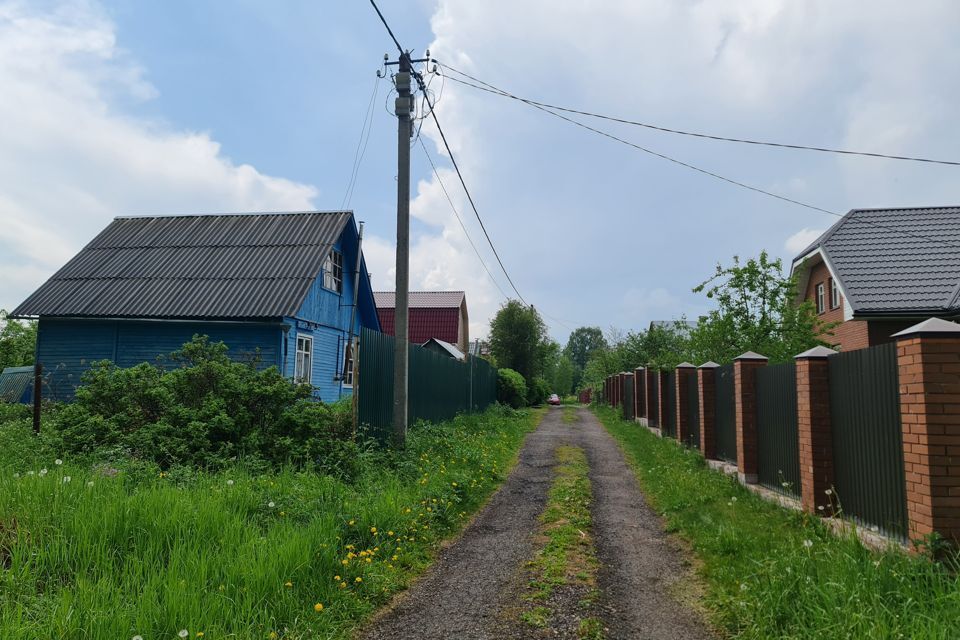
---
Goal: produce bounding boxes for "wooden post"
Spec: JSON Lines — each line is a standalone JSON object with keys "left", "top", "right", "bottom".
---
{"left": 32, "top": 362, "right": 42, "bottom": 434}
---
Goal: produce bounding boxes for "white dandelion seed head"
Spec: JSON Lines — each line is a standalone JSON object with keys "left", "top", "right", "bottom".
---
{"left": 13, "top": 473, "right": 19, "bottom": 478}
{"left": 39, "top": 469, "right": 47, "bottom": 476}
{"left": 268, "top": 501, "right": 275, "bottom": 508}
{"left": 226, "top": 479, "right": 234, "bottom": 486}
{"left": 824, "top": 488, "right": 833, "bottom": 496}
{"left": 55, "top": 459, "right": 63, "bottom": 465}
{"left": 27, "top": 471, "right": 34, "bottom": 476}
{"left": 62, "top": 476, "right": 71, "bottom": 483}
{"left": 817, "top": 505, "right": 825, "bottom": 511}
{"left": 731, "top": 496, "right": 737, "bottom": 502}
{"left": 803, "top": 539, "right": 813, "bottom": 548}
{"left": 87, "top": 481, "right": 94, "bottom": 487}
{"left": 132, "top": 635, "right": 143, "bottom": 640}
{"left": 740, "top": 583, "right": 748, "bottom": 591}
{"left": 179, "top": 630, "right": 189, "bottom": 638}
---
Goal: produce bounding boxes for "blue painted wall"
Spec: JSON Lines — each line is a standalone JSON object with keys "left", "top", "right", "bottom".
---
{"left": 36, "top": 318, "right": 283, "bottom": 401}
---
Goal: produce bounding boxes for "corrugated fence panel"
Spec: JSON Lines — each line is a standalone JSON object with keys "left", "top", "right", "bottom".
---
{"left": 715, "top": 364, "right": 736, "bottom": 463}
{"left": 756, "top": 362, "right": 800, "bottom": 496}
{"left": 829, "top": 342, "right": 907, "bottom": 539}
{"left": 623, "top": 373, "right": 635, "bottom": 421}
{"left": 357, "top": 327, "right": 498, "bottom": 441}
{"left": 648, "top": 374, "right": 659, "bottom": 427}
{"left": 686, "top": 371, "right": 700, "bottom": 449}
{"left": 663, "top": 371, "right": 676, "bottom": 438}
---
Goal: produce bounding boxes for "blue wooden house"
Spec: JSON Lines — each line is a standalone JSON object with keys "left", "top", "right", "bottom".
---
{"left": 10, "top": 211, "right": 380, "bottom": 402}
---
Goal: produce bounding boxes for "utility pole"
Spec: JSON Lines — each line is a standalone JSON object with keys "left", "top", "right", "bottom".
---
{"left": 392, "top": 51, "right": 414, "bottom": 446}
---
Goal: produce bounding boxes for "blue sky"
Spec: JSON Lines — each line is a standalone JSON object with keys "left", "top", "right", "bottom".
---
{"left": 2, "top": 1, "right": 960, "bottom": 343}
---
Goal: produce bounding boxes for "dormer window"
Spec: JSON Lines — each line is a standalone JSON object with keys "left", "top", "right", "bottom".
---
{"left": 323, "top": 250, "right": 343, "bottom": 294}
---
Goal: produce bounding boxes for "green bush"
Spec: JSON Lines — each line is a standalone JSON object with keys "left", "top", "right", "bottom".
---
{"left": 497, "top": 367, "right": 527, "bottom": 408}
{"left": 526, "top": 376, "right": 551, "bottom": 406}
{"left": 47, "top": 335, "right": 353, "bottom": 470}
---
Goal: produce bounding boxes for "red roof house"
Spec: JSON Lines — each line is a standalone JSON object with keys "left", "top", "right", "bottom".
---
{"left": 374, "top": 291, "right": 469, "bottom": 353}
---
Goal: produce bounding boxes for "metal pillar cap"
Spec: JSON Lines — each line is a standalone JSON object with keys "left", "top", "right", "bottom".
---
{"left": 676, "top": 362, "right": 696, "bottom": 368}
{"left": 794, "top": 345, "right": 838, "bottom": 359}
{"left": 891, "top": 317, "right": 960, "bottom": 337}
{"left": 698, "top": 361, "right": 720, "bottom": 368}
{"left": 734, "top": 351, "right": 768, "bottom": 361}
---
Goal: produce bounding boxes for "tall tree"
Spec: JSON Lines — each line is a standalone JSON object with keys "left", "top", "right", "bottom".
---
{"left": 551, "top": 354, "right": 575, "bottom": 396}
{"left": 488, "top": 301, "right": 548, "bottom": 381}
{"left": 564, "top": 326, "right": 607, "bottom": 369}
{"left": 0, "top": 310, "right": 37, "bottom": 369}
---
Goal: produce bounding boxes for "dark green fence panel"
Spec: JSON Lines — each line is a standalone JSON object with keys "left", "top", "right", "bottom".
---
{"left": 648, "top": 373, "right": 659, "bottom": 427}
{"left": 756, "top": 362, "right": 800, "bottom": 496}
{"left": 635, "top": 370, "right": 646, "bottom": 419}
{"left": 663, "top": 371, "right": 676, "bottom": 438}
{"left": 623, "top": 373, "right": 635, "bottom": 421}
{"left": 685, "top": 371, "right": 700, "bottom": 449}
{"left": 715, "top": 364, "right": 736, "bottom": 463}
{"left": 829, "top": 343, "right": 907, "bottom": 539}
{"left": 356, "top": 327, "right": 498, "bottom": 440}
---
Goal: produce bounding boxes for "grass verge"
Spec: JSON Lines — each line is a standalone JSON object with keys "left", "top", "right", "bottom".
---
{"left": 593, "top": 404, "right": 960, "bottom": 640}
{"left": 0, "top": 405, "right": 541, "bottom": 640}
{"left": 517, "top": 445, "right": 603, "bottom": 639}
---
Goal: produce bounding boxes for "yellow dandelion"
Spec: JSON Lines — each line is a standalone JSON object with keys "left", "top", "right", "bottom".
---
{"left": 284, "top": 581, "right": 293, "bottom": 588}
{"left": 348, "top": 519, "right": 355, "bottom": 526}
{"left": 355, "top": 576, "right": 363, "bottom": 583}
{"left": 370, "top": 527, "right": 377, "bottom": 534}
{"left": 387, "top": 530, "right": 394, "bottom": 536}
{"left": 314, "top": 603, "right": 324, "bottom": 612}
{"left": 334, "top": 575, "right": 341, "bottom": 581}
{"left": 339, "top": 581, "right": 347, "bottom": 589}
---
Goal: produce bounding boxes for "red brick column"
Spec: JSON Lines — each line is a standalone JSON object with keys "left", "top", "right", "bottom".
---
{"left": 675, "top": 363, "right": 696, "bottom": 444}
{"left": 795, "top": 346, "right": 837, "bottom": 515}
{"left": 734, "top": 352, "right": 768, "bottom": 484}
{"left": 698, "top": 362, "right": 719, "bottom": 460}
{"left": 893, "top": 319, "right": 960, "bottom": 544}
{"left": 657, "top": 370, "right": 669, "bottom": 430}
{"left": 634, "top": 367, "right": 645, "bottom": 423}
{"left": 644, "top": 367, "right": 657, "bottom": 427}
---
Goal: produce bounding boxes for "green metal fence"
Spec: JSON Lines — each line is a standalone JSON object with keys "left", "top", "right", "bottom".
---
{"left": 685, "top": 370, "right": 700, "bottom": 449}
{"left": 648, "top": 373, "right": 659, "bottom": 427}
{"left": 828, "top": 342, "right": 907, "bottom": 539}
{"left": 356, "top": 327, "right": 498, "bottom": 440}
{"left": 715, "top": 364, "right": 737, "bottom": 463}
{"left": 663, "top": 371, "right": 676, "bottom": 438}
{"left": 756, "top": 362, "right": 800, "bottom": 497}
{"left": 623, "top": 373, "right": 635, "bottom": 421}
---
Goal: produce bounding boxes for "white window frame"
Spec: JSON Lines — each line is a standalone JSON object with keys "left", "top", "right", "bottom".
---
{"left": 322, "top": 249, "right": 343, "bottom": 294}
{"left": 342, "top": 339, "right": 356, "bottom": 388}
{"left": 829, "top": 278, "right": 841, "bottom": 310}
{"left": 815, "top": 283, "right": 826, "bottom": 314}
{"left": 295, "top": 334, "right": 313, "bottom": 384}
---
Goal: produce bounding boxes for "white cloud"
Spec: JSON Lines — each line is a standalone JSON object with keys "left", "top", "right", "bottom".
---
{"left": 0, "top": 0, "right": 317, "bottom": 310}
{"left": 784, "top": 228, "right": 825, "bottom": 255}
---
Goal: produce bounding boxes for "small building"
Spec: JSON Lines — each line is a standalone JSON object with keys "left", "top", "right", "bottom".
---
{"left": 10, "top": 211, "right": 380, "bottom": 402}
{"left": 421, "top": 338, "right": 465, "bottom": 361}
{"left": 791, "top": 206, "right": 960, "bottom": 351}
{"left": 374, "top": 291, "right": 469, "bottom": 353}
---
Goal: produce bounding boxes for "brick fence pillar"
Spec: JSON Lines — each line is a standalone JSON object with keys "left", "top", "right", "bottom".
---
{"left": 698, "top": 362, "right": 719, "bottom": 460}
{"left": 657, "top": 370, "right": 669, "bottom": 430}
{"left": 795, "top": 346, "right": 837, "bottom": 515}
{"left": 675, "top": 363, "right": 696, "bottom": 444}
{"left": 893, "top": 318, "right": 960, "bottom": 544}
{"left": 734, "top": 351, "right": 768, "bottom": 484}
{"left": 634, "top": 367, "right": 645, "bottom": 423}
{"left": 644, "top": 367, "right": 657, "bottom": 427}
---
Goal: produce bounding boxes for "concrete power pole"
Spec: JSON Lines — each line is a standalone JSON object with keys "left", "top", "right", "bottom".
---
{"left": 392, "top": 52, "right": 413, "bottom": 446}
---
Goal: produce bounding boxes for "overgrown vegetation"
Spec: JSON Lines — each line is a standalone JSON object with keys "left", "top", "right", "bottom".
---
{"left": 0, "top": 401, "right": 540, "bottom": 639}
{"left": 496, "top": 367, "right": 527, "bottom": 409}
{"left": 594, "top": 405, "right": 960, "bottom": 639}
{"left": 0, "top": 310, "right": 36, "bottom": 370}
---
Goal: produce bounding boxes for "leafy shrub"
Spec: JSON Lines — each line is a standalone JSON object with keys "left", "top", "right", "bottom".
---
{"left": 526, "top": 376, "right": 551, "bottom": 406}
{"left": 48, "top": 336, "right": 352, "bottom": 470}
{"left": 497, "top": 368, "right": 527, "bottom": 408}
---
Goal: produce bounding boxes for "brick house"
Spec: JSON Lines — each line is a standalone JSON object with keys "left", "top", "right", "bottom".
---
{"left": 791, "top": 206, "right": 960, "bottom": 351}
{"left": 374, "top": 291, "right": 469, "bottom": 353}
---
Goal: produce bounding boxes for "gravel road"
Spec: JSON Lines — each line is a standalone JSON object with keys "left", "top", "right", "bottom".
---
{"left": 360, "top": 406, "right": 713, "bottom": 640}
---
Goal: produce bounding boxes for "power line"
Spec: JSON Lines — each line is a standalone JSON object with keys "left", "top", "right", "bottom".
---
{"left": 341, "top": 74, "right": 381, "bottom": 209}
{"left": 368, "top": 0, "right": 403, "bottom": 55}
{"left": 442, "top": 68, "right": 839, "bottom": 217}
{"left": 418, "top": 136, "right": 511, "bottom": 301}
{"left": 442, "top": 64, "right": 960, "bottom": 168}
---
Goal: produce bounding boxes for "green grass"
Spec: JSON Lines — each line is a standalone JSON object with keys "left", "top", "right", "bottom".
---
{"left": 0, "top": 405, "right": 540, "bottom": 639}
{"left": 562, "top": 406, "right": 579, "bottom": 424}
{"left": 593, "top": 404, "right": 960, "bottom": 640}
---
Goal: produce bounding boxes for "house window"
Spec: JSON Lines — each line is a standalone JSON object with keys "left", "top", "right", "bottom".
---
{"left": 815, "top": 283, "right": 825, "bottom": 314}
{"left": 295, "top": 334, "right": 313, "bottom": 384}
{"left": 323, "top": 250, "right": 343, "bottom": 293}
{"left": 342, "top": 340, "right": 355, "bottom": 387}
{"left": 830, "top": 278, "right": 841, "bottom": 310}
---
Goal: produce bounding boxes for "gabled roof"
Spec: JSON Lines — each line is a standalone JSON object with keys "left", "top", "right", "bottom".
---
{"left": 12, "top": 211, "right": 354, "bottom": 320}
{"left": 422, "top": 338, "right": 465, "bottom": 360}
{"left": 373, "top": 291, "right": 465, "bottom": 309}
{"left": 791, "top": 206, "right": 960, "bottom": 316}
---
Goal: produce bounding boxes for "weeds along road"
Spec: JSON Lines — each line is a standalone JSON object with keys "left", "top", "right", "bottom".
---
{"left": 360, "top": 406, "right": 712, "bottom": 640}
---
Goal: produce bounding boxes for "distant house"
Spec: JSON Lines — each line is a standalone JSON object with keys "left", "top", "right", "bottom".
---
{"left": 10, "top": 211, "right": 380, "bottom": 402}
{"left": 791, "top": 206, "right": 960, "bottom": 351}
{"left": 375, "top": 291, "right": 469, "bottom": 353}
{"left": 421, "top": 338, "right": 465, "bottom": 361}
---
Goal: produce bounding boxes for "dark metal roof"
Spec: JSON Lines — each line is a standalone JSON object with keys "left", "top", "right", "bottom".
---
{"left": 0, "top": 366, "right": 33, "bottom": 402}
{"left": 11, "top": 211, "right": 353, "bottom": 320}
{"left": 791, "top": 206, "right": 960, "bottom": 315}
{"left": 373, "top": 291, "right": 465, "bottom": 309}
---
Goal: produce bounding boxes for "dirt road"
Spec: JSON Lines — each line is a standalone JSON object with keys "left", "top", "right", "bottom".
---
{"left": 361, "top": 406, "right": 712, "bottom": 640}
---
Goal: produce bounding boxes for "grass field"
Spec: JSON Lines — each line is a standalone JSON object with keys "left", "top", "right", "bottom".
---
{"left": 594, "top": 404, "right": 960, "bottom": 640}
{"left": 0, "top": 404, "right": 540, "bottom": 640}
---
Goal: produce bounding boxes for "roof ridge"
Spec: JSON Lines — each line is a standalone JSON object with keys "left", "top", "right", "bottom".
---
{"left": 113, "top": 210, "right": 352, "bottom": 220}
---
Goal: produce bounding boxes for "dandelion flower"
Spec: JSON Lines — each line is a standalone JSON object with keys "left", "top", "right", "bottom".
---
{"left": 55, "top": 459, "right": 63, "bottom": 465}
{"left": 348, "top": 519, "right": 355, "bottom": 526}
{"left": 355, "top": 576, "right": 362, "bottom": 583}
{"left": 370, "top": 527, "right": 377, "bottom": 534}
{"left": 179, "top": 631, "right": 189, "bottom": 638}
{"left": 730, "top": 496, "right": 737, "bottom": 502}
{"left": 314, "top": 603, "right": 324, "bottom": 612}
{"left": 13, "top": 473, "right": 19, "bottom": 478}
{"left": 803, "top": 539, "right": 813, "bottom": 548}
{"left": 226, "top": 479, "right": 234, "bottom": 486}
{"left": 133, "top": 636, "right": 143, "bottom": 640}
{"left": 269, "top": 633, "right": 279, "bottom": 640}
{"left": 388, "top": 531, "right": 394, "bottom": 536}
{"left": 63, "top": 476, "right": 72, "bottom": 483}
{"left": 334, "top": 575, "right": 341, "bottom": 581}
{"left": 824, "top": 488, "right": 833, "bottom": 496}
{"left": 39, "top": 468, "right": 48, "bottom": 476}
{"left": 817, "top": 505, "right": 825, "bottom": 511}
{"left": 268, "top": 501, "right": 275, "bottom": 508}
{"left": 339, "top": 582, "right": 347, "bottom": 589}
{"left": 284, "top": 581, "right": 293, "bottom": 588}
{"left": 740, "top": 583, "right": 748, "bottom": 591}
{"left": 87, "top": 481, "right": 94, "bottom": 487}
{"left": 197, "top": 634, "right": 204, "bottom": 638}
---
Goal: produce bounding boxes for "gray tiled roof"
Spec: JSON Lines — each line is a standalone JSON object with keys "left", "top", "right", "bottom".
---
{"left": 795, "top": 206, "right": 960, "bottom": 314}
{"left": 374, "top": 291, "right": 465, "bottom": 309}
{"left": 11, "top": 211, "right": 352, "bottom": 320}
